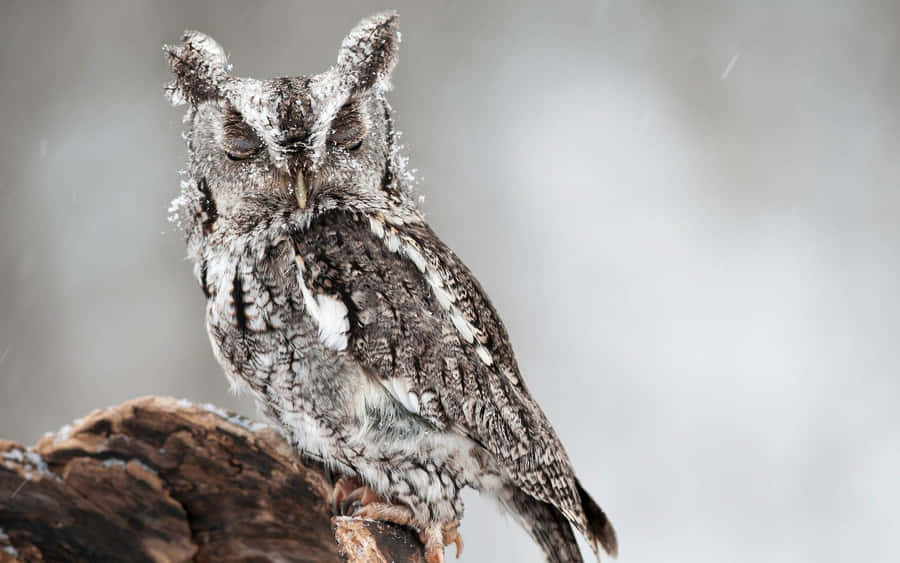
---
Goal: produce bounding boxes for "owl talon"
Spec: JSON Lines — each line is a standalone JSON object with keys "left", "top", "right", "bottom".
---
{"left": 417, "top": 521, "right": 464, "bottom": 563}
{"left": 342, "top": 484, "right": 381, "bottom": 514}
{"left": 331, "top": 476, "right": 389, "bottom": 516}
{"left": 420, "top": 522, "right": 451, "bottom": 563}
{"left": 332, "top": 475, "right": 364, "bottom": 516}
{"left": 442, "top": 520, "right": 463, "bottom": 558}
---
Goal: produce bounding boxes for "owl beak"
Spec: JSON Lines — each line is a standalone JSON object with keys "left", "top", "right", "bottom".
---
{"left": 295, "top": 169, "right": 308, "bottom": 210}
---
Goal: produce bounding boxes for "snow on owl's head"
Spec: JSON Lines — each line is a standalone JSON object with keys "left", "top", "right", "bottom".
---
{"left": 165, "top": 11, "right": 418, "bottom": 245}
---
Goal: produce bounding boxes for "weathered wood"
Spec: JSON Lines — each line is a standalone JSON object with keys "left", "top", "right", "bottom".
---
{"left": 0, "top": 396, "right": 426, "bottom": 562}
{"left": 333, "top": 517, "right": 427, "bottom": 563}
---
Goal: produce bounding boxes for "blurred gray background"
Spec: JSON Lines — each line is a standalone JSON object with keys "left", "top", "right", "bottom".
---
{"left": 1, "top": 1, "right": 898, "bottom": 561}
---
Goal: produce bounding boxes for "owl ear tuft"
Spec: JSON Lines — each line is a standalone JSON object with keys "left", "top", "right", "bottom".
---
{"left": 337, "top": 11, "right": 400, "bottom": 92}
{"left": 164, "top": 30, "right": 229, "bottom": 106}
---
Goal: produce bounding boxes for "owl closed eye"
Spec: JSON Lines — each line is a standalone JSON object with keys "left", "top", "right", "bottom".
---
{"left": 221, "top": 107, "right": 263, "bottom": 161}
{"left": 329, "top": 100, "right": 366, "bottom": 152}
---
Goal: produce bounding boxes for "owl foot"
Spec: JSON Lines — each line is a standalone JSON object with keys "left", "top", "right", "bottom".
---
{"left": 441, "top": 520, "right": 464, "bottom": 558}
{"left": 332, "top": 475, "right": 383, "bottom": 515}
{"left": 419, "top": 520, "right": 463, "bottom": 563}
{"left": 355, "top": 502, "right": 462, "bottom": 563}
{"left": 335, "top": 478, "right": 463, "bottom": 562}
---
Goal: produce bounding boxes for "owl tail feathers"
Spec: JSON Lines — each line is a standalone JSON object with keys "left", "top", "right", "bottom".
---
{"left": 503, "top": 487, "right": 586, "bottom": 563}
{"left": 576, "top": 478, "right": 619, "bottom": 559}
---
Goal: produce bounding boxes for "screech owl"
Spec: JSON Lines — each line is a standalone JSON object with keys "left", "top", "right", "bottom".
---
{"left": 165, "top": 12, "right": 616, "bottom": 563}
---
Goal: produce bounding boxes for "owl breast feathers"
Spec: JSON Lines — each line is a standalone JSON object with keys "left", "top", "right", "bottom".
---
{"left": 165, "top": 11, "right": 616, "bottom": 563}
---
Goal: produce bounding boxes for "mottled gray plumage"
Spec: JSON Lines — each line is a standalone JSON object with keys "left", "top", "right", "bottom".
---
{"left": 164, "top": 12, "right": 616, "bottom": 562}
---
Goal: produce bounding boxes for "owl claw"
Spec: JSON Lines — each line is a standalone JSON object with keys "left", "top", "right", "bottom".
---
{"left": 342, "top": 484, "right": 380, "bottom": 515}
{"left": 331, "top": 475, "right": 362, "bottom": 516}
{"left": 340, "top": 487, "right": 364, "bottom": 515}
{"left": 417, "top": 521, "right": 447, "bottom": 563}
{"left": 353, "top": 503, "right": 461, "bottom": 562}
{"left": 332, "top": 476, "right": 385, "bottom": 516}
{"left": 442, "top": 520, "right": 463, "bottom": 558}
{"left": 333, "top": 479, "right": 462, "bottom": 562}
{"left": 419, "top": 520, "right": 464, "bottom": 563}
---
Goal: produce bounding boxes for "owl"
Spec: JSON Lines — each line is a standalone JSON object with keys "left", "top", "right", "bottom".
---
{"left": 165, "top": 12, "right": 616, "bottom": 563}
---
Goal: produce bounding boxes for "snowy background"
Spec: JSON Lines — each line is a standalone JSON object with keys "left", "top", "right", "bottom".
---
{"left": 1, "top": 1, "right": 898, "bottom": 562}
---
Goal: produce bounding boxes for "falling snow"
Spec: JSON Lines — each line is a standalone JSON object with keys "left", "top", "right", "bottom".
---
{"left": 720, "top": 53, "right": 740, "bottom": 80}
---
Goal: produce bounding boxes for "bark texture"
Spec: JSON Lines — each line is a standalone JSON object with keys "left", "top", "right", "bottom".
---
{"left": 0, "top": 396, "right": 424, "bottom": 562}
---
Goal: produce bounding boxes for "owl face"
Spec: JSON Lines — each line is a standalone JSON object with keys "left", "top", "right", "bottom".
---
{"left": 166, "top": 12, "right": 416, "bottom": 244}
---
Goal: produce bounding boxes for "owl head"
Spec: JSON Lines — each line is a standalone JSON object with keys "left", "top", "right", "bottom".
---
{"left": 166, "top": 11, "right": 419, "bottom": 246}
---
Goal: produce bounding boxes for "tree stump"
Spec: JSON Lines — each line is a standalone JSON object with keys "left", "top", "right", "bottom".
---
{"left": 0, "top": 396, "right": 426, "bottom": 562}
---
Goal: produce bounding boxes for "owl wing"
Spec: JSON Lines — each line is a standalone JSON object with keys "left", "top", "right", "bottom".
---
{"left": 293, "top": 210, "right": 584, "bottom": 524}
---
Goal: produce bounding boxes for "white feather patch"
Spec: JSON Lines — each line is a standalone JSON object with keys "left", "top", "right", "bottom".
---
{"left": 431, "top": 284, "right": 454, "bottom": 310}
{"left": 384, "top": 230, "right": 401, "bottom": 252}
{"left": 385, "top": 377, "right": 420, "bottom": 414}
{"left": 368, "top": 216, "right": 385, "bottom": 238}
{"left": 450, "top": 311, "right": 476, "bottom": 343}
{"left": 315, "top": 294, "right": 350, "bottom": 350}
{"left": 295, "top": 257, "right": 349, "bottom": 351}
{"left": 404, "top": 245, "right": 427, "bottom": 272}
{"left": 475, "top": 345, "right": 494, "bottom": 366}
{"left": 205, "top": 252, "right": 234, "bottom": 298}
